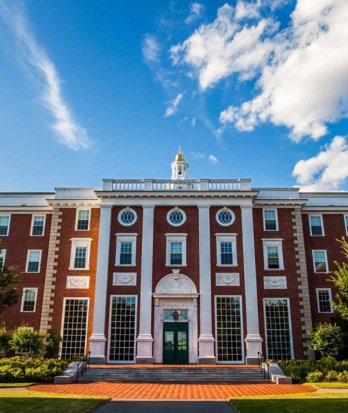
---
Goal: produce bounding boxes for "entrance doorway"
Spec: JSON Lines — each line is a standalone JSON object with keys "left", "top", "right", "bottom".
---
{"left": 163, "top": 322, "right": 189, "bottom": 364}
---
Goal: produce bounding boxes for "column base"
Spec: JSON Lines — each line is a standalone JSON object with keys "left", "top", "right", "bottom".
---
{"left": 135, "top": 356, "right": 154, "bottom": 364}
{"left": 198, "top": 334, "right": 216, "bottom": 364}
{"left": 89, "top": 334, "right": 107, "bottom": 364}
{"left": 245, "top": 333, "right": 263, "bottom": 365}
{"left": 136, "top": 333, "right": 154, "bottom": 363}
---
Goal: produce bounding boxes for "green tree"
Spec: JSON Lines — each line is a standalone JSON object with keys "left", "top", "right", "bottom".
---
{"left": 0, "top": 265, "right": 18, "bottom": 314}
{"left": 331, "top": 237, "right": 348, "bottom": 320}
{"left": 0, "top": 323, "right": 12, "bottom": 356}
{"left": 45, "top": 331, "right": 62, "bottom": 358}
{"left": 10, "top": 326, "right": 46, "bottom": 357}
{"left": 307, "top": 322, "right": 344, "bottom": 357}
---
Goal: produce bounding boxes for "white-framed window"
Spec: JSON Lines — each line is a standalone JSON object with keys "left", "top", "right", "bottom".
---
{"left": 115, "top": 234, "right": 137, "bottom": 266}
{"left": 26, "top": 250, "right": 42, "bottom": 273}
{"left": 69, "top": 239, "right": 92, "bottom": 270}
{"left": 30, "top": 215, "right": 45, "bottom": 236}
{"left": 118, "top": 208, "right": 137, "bottom": 226}
{"left": 264, "top": 298, "right": 293, "bottom": 360}
{"left": 216, "top": 208, "right": 235, "bottom": 227}
{"left": 216, "top": 234, "right": 237, "bottom": 266}
{"left": 263, "top": 239, "right": 284, "bottom": 270}
{"left": 344, "top": 215, "right": 348, "bottom": 236}
{"left": 166, "top": 234, "right": 187, "bottom": 266}
{"left": 316, "top": 288, "right": 333, "bottom": 313}
{"left": 309, "top": 215, "right": 324, "bottom": 236}
{"left": 0, "top": 249, "right": 6, "bottom": 267}
{"left": 167, "top": 208, "right": 186, "bottom": 227}
{"left": 312, "top": 250, "right": 328, "bottom": 273}
{"left": 61, "top": 298, "right": 89, "bottom": 359}
{"left": 0, "top": 214, "right": 10, "bottom": 236}
{"left": 263, "top": 209, "right": 278, "bottom": 231}
{"left": 21, "top": 288, "right": 38, "bottom": 312}
{"left": 75, "top": 209, "right": 90, "bottom": 231}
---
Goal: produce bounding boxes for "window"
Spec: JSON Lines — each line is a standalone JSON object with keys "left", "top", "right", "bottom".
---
{"left": 118, "top": 208, "right": 137, "bottom": 226}
{"left": 26, "top": 250, "right": 42, "bottom": 273}
{"left": 309, "top": 215, "right": 324, "bottom": 236}
{"left": 216, "top": 208, "right": 235, "bottom": 226}
{"left": 216, "top": 235, "right": 237, "bottom": 266}
{"left": 215, "top": 296, "right": 243, "bottom": 362}
{"left": 0, "top": 215, "right": 10, "bottom": 236}
{"left": 116, "top": 234, "right": 137, "bottom": 266}
{"left": 109, "top": 296, "right": 137, "bottom": 362}
{"left": 316, "top": 289, "right": 333, "bottom": 313}
{"left": 76, "top": 209, "right": 90, "bottom": 231}
{"left": 167, "top": 208, "right": 186, "bottom": 227}
{"left": 69, "top": 239, "right": 91, "bottom": 270}
{"left": 0, "top": 249, "right": 5, "bottom": 267}
{"left": 263, "top": 240, "right": 284, "bottom": 270}
{"left": 31, "top": 215, "right": 45, "bottom": 236}
{"left": 264, "top": 298, "right": 293, "bottom": 360}
{"left": 166, "top": 234, "right": 187, "bottom": 266}
{"left": 21, "top": 288, "right": 37, "bottom": 312}
{"left": 313, "top": 250, "right": 328, "bottom": 273}
{"left": 263, "top": 209, "right": 278, "bottom": 231}
{"left": 344, "top": 215, "right": 348, "bottom": 236}
{"left": 61, "top": 298, "right": 88, "bottom": 359}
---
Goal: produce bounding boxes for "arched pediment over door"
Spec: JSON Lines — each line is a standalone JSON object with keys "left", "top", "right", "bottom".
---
{"left": 154, "top": 269, "right": 198, "bottom": 297}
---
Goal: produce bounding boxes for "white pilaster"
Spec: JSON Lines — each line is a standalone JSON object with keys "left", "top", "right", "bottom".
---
{"left": 198, "top": 205, "right": 216, "bottom": 363}
{"left": 136, "top": 205, "right": 155, "bottom": 363}
{"left": 241, "top": 205, "right": 263, "bottom": 364}
{"left": 89, "top": 205, "right": 112, "bottom": 363}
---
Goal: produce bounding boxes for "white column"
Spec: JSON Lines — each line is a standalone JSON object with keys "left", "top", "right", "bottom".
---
{"left": 198, "top": 205, "right": 216, "bottom": 363}
{"left": 242, "top": 205, "right": 263, "bottom": 364}
{"left": 89, "top": 204, "right": 112, "bottom": 363}
{"left": 136, "top": 205, "right": 155, "bottom": 363}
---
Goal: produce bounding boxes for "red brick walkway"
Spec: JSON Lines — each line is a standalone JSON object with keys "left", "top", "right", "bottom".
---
{"left": 31, "top": 382, "right": 315, "bottom": 400}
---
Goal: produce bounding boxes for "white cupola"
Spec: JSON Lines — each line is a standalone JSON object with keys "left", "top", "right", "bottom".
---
{"left": 171, "top": 147, "right": 189, "bottom": 180}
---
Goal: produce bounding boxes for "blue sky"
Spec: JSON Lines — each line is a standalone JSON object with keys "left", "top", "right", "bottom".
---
{"left": 0, "top": 0, "right": 347, "bottom": 192}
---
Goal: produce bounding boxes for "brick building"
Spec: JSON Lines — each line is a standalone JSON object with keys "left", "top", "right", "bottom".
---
{"left": 1, "top": 149, "right": 347, "bottom": 364}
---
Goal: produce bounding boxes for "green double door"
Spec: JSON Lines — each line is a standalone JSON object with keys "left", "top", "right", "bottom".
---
{"left": 163, "top": 322, "right": 189, "bottom": 364}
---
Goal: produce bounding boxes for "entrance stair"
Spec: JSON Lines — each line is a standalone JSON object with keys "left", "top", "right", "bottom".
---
{"left": 78, "top": 365, "right": 269, "bottom": 384}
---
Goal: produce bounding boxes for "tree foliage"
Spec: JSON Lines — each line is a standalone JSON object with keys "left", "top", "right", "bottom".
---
{"left": 9, "top": 326, "right": 46, "bottom": 357}
{"left": 307, "top": 322, "right": 344, "bottom": 357}
{"left": 331, "top": 237, "right": 348, "bottom": 320}
{"left": 0, "top": 265, "right": 18, "bottom": 314}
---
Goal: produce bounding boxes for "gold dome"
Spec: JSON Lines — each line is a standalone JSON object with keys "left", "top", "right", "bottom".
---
{"left": 174, "top": 147, "right": 186, "bottom": 162}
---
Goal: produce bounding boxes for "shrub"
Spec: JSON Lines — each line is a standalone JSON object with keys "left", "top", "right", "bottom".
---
{"left": 316, "top": 356, "right": 338, "bottom": 373}
{"left": 307, "top": 323, "right": 344, "bottom": 357}
{"left": 337, "top": 371, "right": 348, "bottom": 383}
{"left": 0, "top": 324, "right": 12, "bottom": 356}
{"left": 45, "top": 331, "right": 62, "bottom": 359}
{"left": 306, "top": 371, "right": 324, "bottom": 382}
{"left": 325, "top": 370, "right": 339, "bottom": 382}
{"left": 278, "top": 359, "right": 317, "bottom": 384}
{"left": 10, "top": 327, "right": 45, "bottom": 356}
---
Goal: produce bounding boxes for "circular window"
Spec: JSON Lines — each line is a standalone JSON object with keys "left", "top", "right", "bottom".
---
{"left": 167, "top": 208, "right": 186, "bottom": 226}
{"left": 216, "top": 208, "right": 235, "bottom": 226}
{"left": 118, "top": 208, "right": 137, "bottom": 226}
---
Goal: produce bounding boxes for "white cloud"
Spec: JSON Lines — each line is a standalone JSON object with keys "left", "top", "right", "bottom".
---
{"left": 164, "top": 93, "right": 183, "bottom": 117}
{"left": 235, "top": 1, "right": 261, "bottom": 21}
{"left": 209, "top": 154, "right": 219, "bottom": 165}
{"left": 171, "top": 4, "right": 275, "bottom": 90}
{"left": 142, "top": 34, "right": 160, "bottom": 63}
{"left": 220, "top": 0, "right": 348, "bottom": 141}
{"left": 191, "top": 117, "right": 196, "bottom": 127}
{"left": 185, "top": 2, "right": 205, "bottom": 24}
{"left": 0, "top": 1, "right": 91, "bottom": 150}
{"left": 191, "top": 151, "right": 205, "bottom": 159}
{"left": 292, "top": 136, "right": 348, "bottom": 191}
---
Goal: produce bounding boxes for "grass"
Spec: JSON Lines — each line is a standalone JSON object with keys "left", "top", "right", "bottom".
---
{"left": 0, "top": 383, "right": 34, "bottom": 388}
{"left": 309, "top": 382, "right": 348, "bottom": 389}
{"left": 0, "top": 390, "right": 107, "bottom": 413}
{"left": 230, "top": 393, "right": 348, "bottom": 413}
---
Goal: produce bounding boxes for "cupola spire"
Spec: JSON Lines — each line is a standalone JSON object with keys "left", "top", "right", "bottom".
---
{"left": 171, "top": 147, "right": 189, "bottom": 180}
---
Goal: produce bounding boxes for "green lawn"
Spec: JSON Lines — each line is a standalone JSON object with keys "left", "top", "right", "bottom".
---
{"left": 0, "top": 383, "right": 34, "bottom": 388}
{"left": 309, "top": 382, "right": 348, "bottom": 389}
{"left": 0, "top": 391, "right": 107, "bottom": 413}
{"left": 230, "top": 393, "right": 348, "bottom": 413}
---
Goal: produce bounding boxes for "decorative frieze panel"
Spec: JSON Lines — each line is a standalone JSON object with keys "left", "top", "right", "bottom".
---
{"left": 113, "top": 272, "right": 137, "bottom": 286}
{"left": 263, "top": 276, "right": 287, "bottom": 289}
{"left": 66, "top": 276, "right": 90, "bottom": 289}
{"left": 216, "top": 273, "right": 240, "bottom": 286}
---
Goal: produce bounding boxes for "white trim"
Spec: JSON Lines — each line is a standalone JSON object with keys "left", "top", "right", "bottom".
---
{"left": 216, "top": 234, "right": 238, "bottom": 267}
{"left": 316, "top": 288, "right": 333, "bottom": 313}
{"left": 312, "top": 249, "right": 329, "bottom": 273}
{"left": 107, "top": 295, "right": 138, "bottom": 364}
{"left": 75, "top": 208, "right": 91, "bottom": 231}
{"left": 118, "top": 207, "right": 137, "bottom": 226}
{"left": 263, "top": 208, "right": 279, "bottom": 231}
{"left": 20, "top": 288, "right": 38, "bottom": 312}
{"left": 344, "top": 215, "right": 348, "bottom": 236}
{"left": 0, "top": 213, "right": 11, "bottom": 236}
{"left": 216, "top": 208, "right": 235, "bottom": 227}
{"left": 0, "top": 249, "right": 6, "bottom": 267}
{"left": 167, "top": 208, "right": 186, "bottom": 227}
{"left": 115, "top": 234, "right": 137, "bottom": 266}
{"left": 214, "top": 295, "right": 245, "bottom": 364}
{"left": 309, "top": 214, "right": 325, "bottom": 236}
{"left": 30, "top": 214, "right": 46, "bottom": 236}
{"left": 165, "top": 234, "right": 187, "bottom": 266}
{"left": 263, "top": 297, "right": 294, "bottom": 359}
{"left": 69, "top": 238, "right": 92, "bottom": 270}
{"left": 262, "top": 239, "right": 284, "bottom": 270}
{"left": 25, "top": 249, "right": 42, "bottom": 273}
